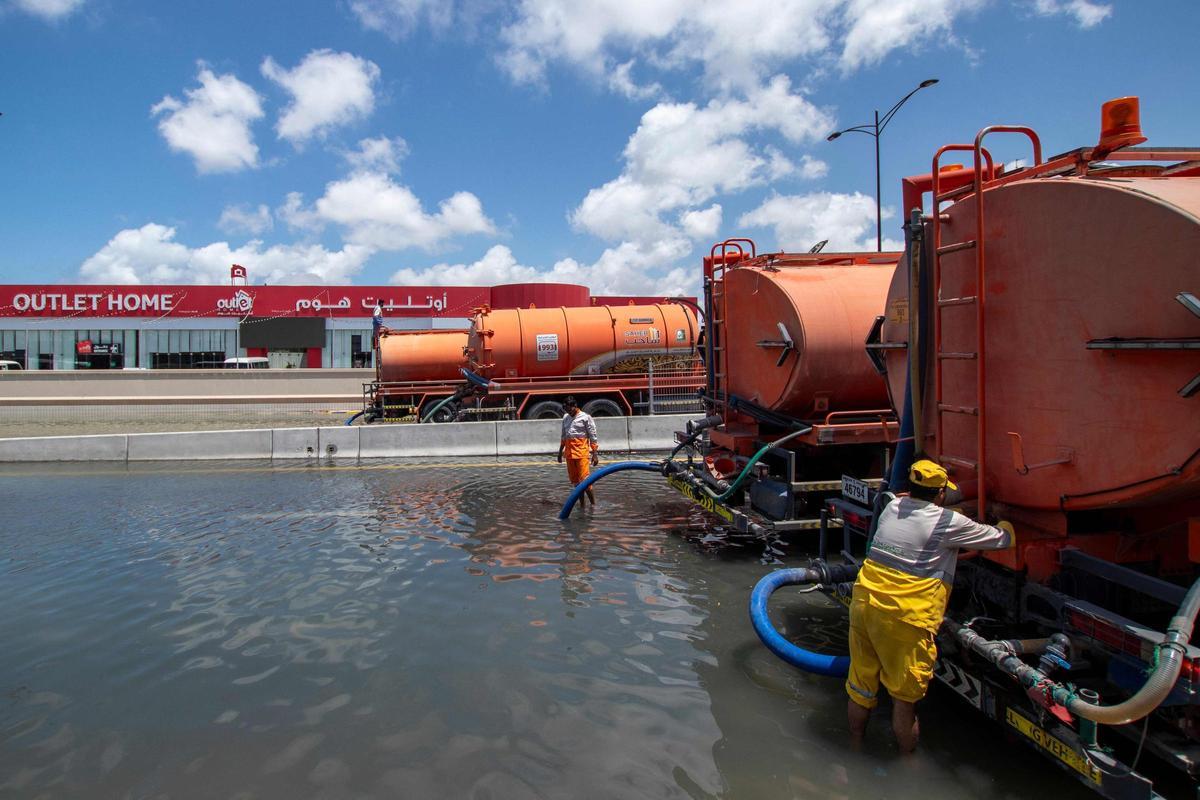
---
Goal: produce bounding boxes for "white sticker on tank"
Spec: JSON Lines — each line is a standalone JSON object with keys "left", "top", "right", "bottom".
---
{"left": 675, "top": 328, "right": 686, "bottom": 342}
{"left": 535, "top": 333, "right": 559, "bottom": 361}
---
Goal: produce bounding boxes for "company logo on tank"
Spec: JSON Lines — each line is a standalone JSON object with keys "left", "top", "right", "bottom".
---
{"left": 624, "top": 328, "right": 661, "bottom": 345}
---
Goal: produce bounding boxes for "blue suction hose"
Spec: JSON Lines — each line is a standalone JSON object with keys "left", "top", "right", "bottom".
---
{"left": 749, "top": 564, "right": 859, "bottom": 677}
{"left": 558, "top": 461, "right": 663, "bottom": 519}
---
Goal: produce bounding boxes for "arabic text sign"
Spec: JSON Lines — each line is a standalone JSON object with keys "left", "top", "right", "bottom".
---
{"left": 0, "top": 285, "right": 487, "bottom": 319}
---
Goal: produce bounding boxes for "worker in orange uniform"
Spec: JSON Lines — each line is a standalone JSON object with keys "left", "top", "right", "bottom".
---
{"left": 846, "top": 459, "right": 1014, "bottom": 753}
{"left": 557, "top": 396, "right": 599, "bottom": 507}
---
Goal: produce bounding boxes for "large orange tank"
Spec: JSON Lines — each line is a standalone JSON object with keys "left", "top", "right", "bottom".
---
{"left": 467, "top": 304, "right": 697, "bottom": 378}
{"left": 719, "top": 256, "right": 898, "bottom": 419}
{"left": 882, "top": 171, "right": 1200, "bottom": 512}
{"left": 376, "top": 329, "right": 469, "bottom": 382}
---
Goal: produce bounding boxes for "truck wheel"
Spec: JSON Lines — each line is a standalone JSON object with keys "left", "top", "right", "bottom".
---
{"left": 421, "top": 399, "right": 459, "bottom": 423}
{"left": 524, "top": 400, "right": 565, "bottom": 420}
{"left": 582, "top": 398, "right": 623, "bottom": 417}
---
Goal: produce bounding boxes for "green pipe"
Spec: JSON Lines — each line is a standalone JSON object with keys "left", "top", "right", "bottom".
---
{"left": 420, "top": 395, "right": 456, "bottom": 423}
{"left": 716, "top": 427, "right": 811, "bottom": 502}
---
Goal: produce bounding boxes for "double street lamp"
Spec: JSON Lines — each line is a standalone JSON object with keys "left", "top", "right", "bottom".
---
{"left": 827, "top": 79, "right": 939, "bottom": 251}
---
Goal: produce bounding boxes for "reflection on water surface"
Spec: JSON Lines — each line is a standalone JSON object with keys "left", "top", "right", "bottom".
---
{"left": 0, "top": 460, "right": 1092, "bottom": 799}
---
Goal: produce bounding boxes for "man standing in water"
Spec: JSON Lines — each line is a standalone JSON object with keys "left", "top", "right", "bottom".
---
{"left": 846, "top": 459, "right": 1013, "bottom": 753}
{"left": 557, "top": 396, "right": 599, "bottom": 507}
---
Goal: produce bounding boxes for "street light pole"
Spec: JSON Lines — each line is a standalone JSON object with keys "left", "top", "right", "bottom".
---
{"left": 827, "top": 79, "right": 938, "bottom": 252}
{"left": 874, "top": 108, "right": 881, "bottom": 252}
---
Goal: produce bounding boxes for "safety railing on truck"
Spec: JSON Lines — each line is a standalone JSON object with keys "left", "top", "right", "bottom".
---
{"left": 643, "top": 357, "right": 706, "bottom": 414}
{"left": 361, "top": 358, "right": 705, "bottom": 421}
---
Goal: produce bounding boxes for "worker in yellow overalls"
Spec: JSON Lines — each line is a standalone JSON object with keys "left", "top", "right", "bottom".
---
{"left": 557, "top": 396, "right": 599, "bottom": 507}
{"left": 846, "top": 459, "right": 1014, "bottom": 753}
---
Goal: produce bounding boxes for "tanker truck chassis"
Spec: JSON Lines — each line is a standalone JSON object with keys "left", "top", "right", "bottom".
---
{"left": 362, "top": 363, "right": 704, "bottom": 423}
{"left": 671, "top": 460, "right": 1199, "bottom": 799}
{"left": 653, "top": 97, "right": 1200, "bottom": 799}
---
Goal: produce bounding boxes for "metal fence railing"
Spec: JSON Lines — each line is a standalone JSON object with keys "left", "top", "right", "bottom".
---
{"left": 647, "top": 357, "right": 705, "bottom": 415}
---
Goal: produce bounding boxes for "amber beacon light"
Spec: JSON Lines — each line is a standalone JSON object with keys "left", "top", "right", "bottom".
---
{"left": 1095, "top": 96, "right": 1147, "bottom": 156}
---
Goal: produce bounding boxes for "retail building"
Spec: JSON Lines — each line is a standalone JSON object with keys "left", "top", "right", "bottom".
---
{"left": 0, "top": 282, "right": 662, "bottom": 370}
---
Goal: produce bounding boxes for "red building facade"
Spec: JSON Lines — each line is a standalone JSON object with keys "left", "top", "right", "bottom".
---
{"left": 0, "top": 283, "right": 675, "bottom": 370}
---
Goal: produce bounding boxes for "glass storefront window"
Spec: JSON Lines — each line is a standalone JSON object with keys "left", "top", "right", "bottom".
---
{"left": 0, "top": 323, "right": 365, "bottom": 369}
{"left": 328, "top": 329, "right": 373, "bottom": 368}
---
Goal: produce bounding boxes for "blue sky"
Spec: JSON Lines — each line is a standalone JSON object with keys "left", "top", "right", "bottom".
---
{"left": 1, "top": 0, "right": 1195, "bottom": 295}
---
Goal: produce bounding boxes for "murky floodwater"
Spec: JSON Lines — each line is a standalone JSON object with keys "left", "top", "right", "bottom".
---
{"left": 0, "top": 460, "right": 1095, "bottom": 799}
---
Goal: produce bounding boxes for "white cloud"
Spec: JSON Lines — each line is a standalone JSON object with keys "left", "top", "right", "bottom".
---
{"left": 277, "top": 192, "right": 322, "bottom": 232}
{"left": 217, "top": 204, "right": 274, "bottom": 236}
{"left": 342, "top": 135, "right": 409, "bottom": 174}
{"left": 262, "top": 50, "right": 381, "bottom": 144}
{"left": 389, "top": 240, "right": 695, "bottom": 296}
{"left": 348, "top": 0, "right": 455, "bottom": 38}
{"left": 571, "top": 75, "right": 833, "bottom": 243}
{"left": 493, "top": 0, "right": 991, "bottom": 93}
{"left": 606, "top": 60, "right": 663, "bottom": 101}
{"left": 151, "top": 65, "right": 264, "bottom": 174}
{"left": 838, "top": 0, "right": 983, "bottom": 71}
{"left": 12, "top": 0, "right": 83, "bottom": 21}
{"left": 390, "top": 244, "right": 541, "bottom": 286}
{"left": 738, "top": 191, "right": 903, "bottom": 252}
{"left": 571, "top": 175, "right": 688, "bottom": 243}
{"left": 497, "top": 0, "right": 837, "bottom": 93}
{"left": 287, "top": 171, "right": 496, "bottom": 251}
{"left": 78, "top": 223, "right": 373, "bottom": 285}
{"left": 346, "top": 1, "right": 1081, "bottom": 101}
{"left": 1032, "top": 0, "right": 1111, "bottom": 28}
{"left": 679, "top": 205, "right": 722, "bottom": 241}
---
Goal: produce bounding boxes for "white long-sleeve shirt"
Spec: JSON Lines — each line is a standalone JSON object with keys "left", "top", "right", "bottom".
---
{"left": 561, "top": 411, "right": 598, "bottom": 443}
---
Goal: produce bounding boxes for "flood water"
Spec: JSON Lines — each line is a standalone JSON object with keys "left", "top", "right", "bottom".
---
{"left": 0, "top": 459, "right": 1095, "bottom": 799}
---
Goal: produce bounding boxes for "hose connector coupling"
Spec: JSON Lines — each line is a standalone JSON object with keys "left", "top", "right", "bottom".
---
{"left": 1160, "top": 629, "right": 1190, "bottom": 655}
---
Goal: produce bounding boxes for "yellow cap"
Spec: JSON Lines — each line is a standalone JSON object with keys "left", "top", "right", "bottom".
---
{"left": 909, "top": 459, "right": 957, "bottom": 492}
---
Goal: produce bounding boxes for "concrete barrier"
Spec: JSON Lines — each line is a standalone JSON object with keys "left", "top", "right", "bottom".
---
{"left": 360, "top": 420, "right": 498, "bottom": 458}
{"left": 318, "top": 426, "right": 361, "bottom": 460}
{"left": 0, "top": 415, "right": 688, "bottom": 461}
{"left": 496, "top": 419, "right": 557, "bottom": 455}
{"left": 0, "top": 433, "right": 128, "bottom": 461}
{"left": 495, "top": 416, "right": 634, "bottom": 455}
{"left": 272, "top": 428, "right": 319, "bottom": 459}
{"left": 595, "top": 416, "right": 633, "bottom": 454}
{"left": 628, "top": 414, "right": 691, "bottom": 451}
{"left": 127, "top": 429, "right": 273, "bottom": 461}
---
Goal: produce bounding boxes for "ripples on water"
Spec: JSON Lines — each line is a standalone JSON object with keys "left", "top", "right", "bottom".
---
{"left": 0, "top": 460, "right": 1093, "bottom": 799}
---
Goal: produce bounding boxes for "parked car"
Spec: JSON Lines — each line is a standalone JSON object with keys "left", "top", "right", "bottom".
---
{"left": 0, "top": 360, "right": 23, "bottom": 371}
{"left": 222, "top": 357, "right": 270, "bottom": 369}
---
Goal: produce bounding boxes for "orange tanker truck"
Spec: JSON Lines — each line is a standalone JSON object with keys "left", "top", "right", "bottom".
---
{"left": 362, "top": 302, "right": 702, "bottom": 422}
{"left": 655, "top": 98, "right": 1199, "bottom": 799}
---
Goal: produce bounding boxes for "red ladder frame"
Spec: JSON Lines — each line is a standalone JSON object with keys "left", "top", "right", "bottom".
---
{"left": 930, "top": 127, "right": 1042, "bottom": 518}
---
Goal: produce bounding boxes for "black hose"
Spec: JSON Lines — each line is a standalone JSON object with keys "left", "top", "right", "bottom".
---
{"left": 665, "top": 414, "right": 723, "bottom": 463}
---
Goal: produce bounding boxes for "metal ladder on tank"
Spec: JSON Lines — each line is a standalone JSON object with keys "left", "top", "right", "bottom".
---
{"left": 929, "top": 127, "right": 1042, "bottom": 518}
{"left": 708, "top": 239, "right": 756, "bottom": 408}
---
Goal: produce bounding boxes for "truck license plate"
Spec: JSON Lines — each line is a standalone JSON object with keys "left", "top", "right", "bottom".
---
{"left": 841, "top": 475, "right": 870, "bottom": 505}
